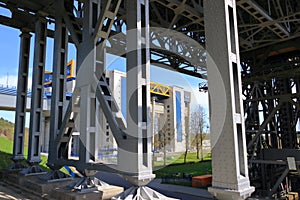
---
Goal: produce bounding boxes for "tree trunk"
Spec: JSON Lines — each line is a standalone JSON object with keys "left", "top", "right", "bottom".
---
{"left": 200, "top": 133, "right": 203, "bottom": 161}
{"left": 196, "top": 143, "right": 199, "bottom": 159}
{"left": 200, "top": 146, "right": 203, "bottom": 161}
{"left": 183, "top": 149, "right": 188, "bottom": 164}
{"left": 163, "top": 145, "right": 167, "bottom": 167}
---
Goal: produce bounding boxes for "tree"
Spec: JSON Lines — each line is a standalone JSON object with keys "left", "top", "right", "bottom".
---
{"left": 154, "top": 113, "right": 169, "bottom": 167}
{"left": 183, "top": 108, "right": 190, "bottom": 164}
{"left": 190, "top": 105, "right": 207, "bottom": 161}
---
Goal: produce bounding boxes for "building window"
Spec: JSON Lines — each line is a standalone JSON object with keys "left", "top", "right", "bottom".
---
{"left": 106, "top": 131, "right": 109, "bottom": 136}
{"left": 176, "top": 91, "right": 182, "bottom": 142}
{"left": 106, "top": 138, "right": 109, "bottom": 142}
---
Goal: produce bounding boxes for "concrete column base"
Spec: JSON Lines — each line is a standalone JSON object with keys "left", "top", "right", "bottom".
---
{"left": 209, "top": 185, "right": 255, "bottom": 200}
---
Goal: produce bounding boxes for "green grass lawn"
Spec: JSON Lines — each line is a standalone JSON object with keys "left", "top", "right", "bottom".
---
{"left": 1, "top": 136, "right": 212, "bottom": 182}
{"left": 0, "top": 137, "right": 14, "bottom": 169}
{"left": 153, "top": 151, "right": 211, "bottom": 166}
{"left": 0, "top": 137, "right": 49, "bottom": 170}
{"left": 153, "top": 151, "right": 212, "bottom": 178}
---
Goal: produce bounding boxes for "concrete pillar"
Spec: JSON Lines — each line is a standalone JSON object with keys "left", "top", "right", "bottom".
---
{"left": 204, "top": 0, "right": 255, "bottom": 199}
{"left": 12, "top": 31, "right": 31, "bottom": 164}
{"left": 27, "top": 17, "right": 47, "bottom": 164}
{"left": 117, "top": 0, "right": 155, "bottom": 186}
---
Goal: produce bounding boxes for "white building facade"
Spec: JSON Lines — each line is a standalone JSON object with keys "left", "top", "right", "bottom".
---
{"left": 98, "top": 70, "right": 191, "bottom": 153}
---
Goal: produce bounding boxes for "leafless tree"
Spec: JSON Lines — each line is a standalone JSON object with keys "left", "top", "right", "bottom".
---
{"left": 190, "top": 105, "right": 207, "bottom": 161}
{"left": 154, "top": 114, "right": 169, "bottom": 167}
{"left": 183, "top": 113, "right": 190, "bottom": 164}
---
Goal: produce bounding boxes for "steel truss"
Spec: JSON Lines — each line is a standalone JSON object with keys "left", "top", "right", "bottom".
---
{"left": 242, "top": 51, "right": 300, "bottom": 197}
{"left": 0, "top": 0, "right": 300, "bottom": 199}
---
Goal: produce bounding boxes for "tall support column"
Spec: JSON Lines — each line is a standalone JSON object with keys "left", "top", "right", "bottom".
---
{"left": 118, "top": 0, "right": 155, "bottom": 186}
{"left": 48, "top": 4, "right": 68, "bottom": 168}
{"left": 26, "top": 17, "right": 47, "bottom": 166}
{"left": 78, "top": 86, "right": 97, "bottom": 164}
{"left": 204, "top": 0, "right": 254, "bottom": 199}
{"left": 10, "top": 31, "right": 31, "bottom": 169}
{"left": 151, "top": 96, "right": 156, "bottom": 152}
{"left": 74, "top": 0, "right": 101, "bottom": 173}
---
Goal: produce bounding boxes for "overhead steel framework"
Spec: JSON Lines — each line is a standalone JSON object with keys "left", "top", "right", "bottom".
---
{"left": 0, "top": 0, "right": 300, "bottom": 199}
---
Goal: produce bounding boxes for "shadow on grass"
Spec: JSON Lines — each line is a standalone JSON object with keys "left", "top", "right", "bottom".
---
{"left": 0, "top": 150, "right": 14, "bottom": 169}
{"left": 154, "top": 160, "right": 212, "bottom": 179}
{"left": 0, "top": 150, "right": 49, "bottom": 171}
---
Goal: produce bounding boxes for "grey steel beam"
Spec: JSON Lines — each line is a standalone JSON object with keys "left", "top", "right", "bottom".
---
{"left": 53, "top": 0, "right": 124, "bottom": 172}
{"left": 20, "top": 16, "right": 48, "bottom": 176}
{"left": 10, "top": 30, "right": 32, "bottom": 169}
{"left": 268, "top": 168, "right": 289, "bottom": 197}
{"left": 76, "top": 0, "right": 100, "bottom": 168}
{"left": 27, "top": 17, "right": 47, "bottom": 165}
{"left": 238, "top": 0, "right": 289, "bottom": 38}
{"left": 95, "top": 76, "right": 126, "bottom": 140}
{"left": 61, "top": 11, "right": 80, "bottom": 47}
{"left": 204, "top": 0, "right": 254, "bottom": 199}
{"left": 94, "top": 0, "right": 122, "bottom": 40}
{"left": 263, "top": 149, "right": 300, "bottom": 161}
{"left": 47, "top": 1, "right": 68, "bottom": 169}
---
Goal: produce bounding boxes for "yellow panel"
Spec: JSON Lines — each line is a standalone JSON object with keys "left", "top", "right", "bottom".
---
{"left": 150, "top": 82, "right": 170, "bottom": 97}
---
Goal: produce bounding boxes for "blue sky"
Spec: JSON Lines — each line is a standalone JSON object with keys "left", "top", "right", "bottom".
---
{"left": 0, "top": 21, "right": 208, "bottom": 126}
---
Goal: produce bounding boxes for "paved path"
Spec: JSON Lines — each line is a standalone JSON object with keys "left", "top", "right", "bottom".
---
{"left": 0, "top": 172, "right": 215, "bottom": 200}
{"left": 95, "top": 171, "right": 215, "bottom": 200}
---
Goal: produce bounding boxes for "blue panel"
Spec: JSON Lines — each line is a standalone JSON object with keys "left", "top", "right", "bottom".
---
{"left": 44, "top": 73, "right": 52, "bottom": 83}
{"left": 176, "top": 91, "right": 182, "bottom": 142}
{"left": 121, "top": 77, "right": 126, "bottom": 119}
{"left": 66, "top": 65, "right": 71, "bottom": 76}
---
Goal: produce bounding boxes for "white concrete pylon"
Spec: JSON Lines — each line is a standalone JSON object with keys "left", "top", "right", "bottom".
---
{"left": 204, "top": 0, "right": 255, "bottom": 199}
{"left": 117, "top": 0, "right": 155, "bottom": 186}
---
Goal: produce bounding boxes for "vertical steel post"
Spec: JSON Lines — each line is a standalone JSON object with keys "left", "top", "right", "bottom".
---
{"left": 48, "top": 6, "right": 68, "bottom": 168}
{"left": 76, "top": 0, "right": 100, "bottom": 171}
{"left": 27, "top": 17, "right": 47, "bottom": 165}
{"left": 118, "top": 0, "right": 155, "bottom": 186}
{"left": 204, "top": 0, "right": 255, "bottom": 199}
{"left": 10, "top": 31, "right": 31, "bottom": 169}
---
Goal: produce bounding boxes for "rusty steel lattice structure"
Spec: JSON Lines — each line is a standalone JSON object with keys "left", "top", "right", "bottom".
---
{"left": 0, "top": 0, "right": 300, "bottom": 199}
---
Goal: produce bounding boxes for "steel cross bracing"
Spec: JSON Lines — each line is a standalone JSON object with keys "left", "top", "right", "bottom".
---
{"left": 1, "top": 0, "right": 300, "bottom": 199}
{"left": 2, "top": 0, "right": 299, "bottom": 78}
{"left": 242, "top": 51, "right": 300, "bottom": 197}
{"left": 46, "top": 0, "right": 124, "bottom": 178}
